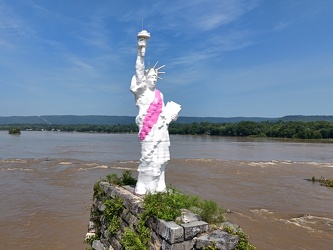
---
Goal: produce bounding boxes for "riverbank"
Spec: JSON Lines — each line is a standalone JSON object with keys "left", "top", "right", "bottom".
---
{"left": 0, "top": 158, "right": 332, "bottom": 249}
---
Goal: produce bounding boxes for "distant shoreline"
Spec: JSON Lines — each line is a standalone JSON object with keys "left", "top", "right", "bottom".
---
{"left": 1, "top": 130, "right": 333, "bottom": 145}
{"left": 2, "top": 119, "right": 333, "bottom": 141}
{"left": 1, "top": 114, "right": 333, "bottom": 125}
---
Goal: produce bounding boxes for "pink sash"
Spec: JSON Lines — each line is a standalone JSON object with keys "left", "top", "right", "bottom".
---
{"left": 139, "top": 89, "right": 162, "bottom": 141}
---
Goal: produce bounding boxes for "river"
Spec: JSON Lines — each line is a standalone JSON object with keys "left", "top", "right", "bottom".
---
{"left": 0, "top": 131, "right": 332, "bottom": 249}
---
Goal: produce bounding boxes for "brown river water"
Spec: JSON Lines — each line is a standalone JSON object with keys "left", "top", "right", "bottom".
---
{"left": 0, "top": 131, "right": 332, "bottom": 249}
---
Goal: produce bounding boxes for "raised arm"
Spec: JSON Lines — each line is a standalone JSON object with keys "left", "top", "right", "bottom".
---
{"left": 130, "top": 31, "right": 150, "bottom": 94}
{"left": 135, "top": 43, "right": 145, "bottom": 85}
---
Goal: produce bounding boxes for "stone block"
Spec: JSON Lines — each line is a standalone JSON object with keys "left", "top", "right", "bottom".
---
{"left": 176, "top": 209, "right": 202, "bottom": 224}
{"left": 100, "top": 238, "right": 111, "bottom": 249}
{"left": 118, "top": 190, "right": 143, "bottom": 216}
{"left": 93, "top": 197, "right": 98, "bottom": 206}
{"left": 161, "top": 239, "right": 195, "bottom": 250}
{"left": 148, "top": 217, "right": 184, "bottom": 244}
{"left": 195, "top": 230, "right": 239, "bottom": 250}
{"left": 122, "top": 185, "right": 135, "bottom": 193}
{"left": 105, "top": 184, "right": 116, "bottom": 197}
{"left": 150, "top": 230, "right": 163, "bottom": 250}
{"left": 181, "top": 221, "right": 209, "bottom": 240}
{"left": 99, "top": 182, "right": 110, "bottom": 193}
{"left": 147, "top": 216, "right": 158, "bottom": 230}
{"left": 100, "top": 182, "right": 111, "bottom": 194}
{"left": 130, "top": 199, "right": 144, "bottom": 215}
{"left": 92, "top": 239, "right": 107, "bottom": 250}
{"left": 109, "top": 235, "right": 123, "bottom": 250}
{"left": 160, "top": 220, "right": 184, "bottom": 244}
{"left": 88, "top": 221, "right": 96, "bottom": 233}
{"left": 97, "top": 201, "right": 106, "bottom": 212}
{"left": 221, "top": 221, "right": 241, "bottom": 232}
{"left": 122, "top": 194, "right": 138, "bottom": 211}
{"left": 110, "top": 186, "right": 122, "bottom": 199}
{"left": 88, "top": 221, "right": 95, "bottom": 229}
{"left": 100, "top": 215, "right": 106, "bottom": 225}
{"left": 120, "top": 209, "right": 129, "bottom": 222}
{"left": 101, "top": 227, "right": 109, "bottom": 239}
{"left": 121, "top": 210, "right": 138, "bottom": 227}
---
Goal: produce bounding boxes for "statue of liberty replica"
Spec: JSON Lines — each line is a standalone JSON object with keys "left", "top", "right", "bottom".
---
{"left": 130, "top": 30, "right": 181, "bottom": 195}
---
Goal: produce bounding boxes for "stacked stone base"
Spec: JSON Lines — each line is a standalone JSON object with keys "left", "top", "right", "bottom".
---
{"left": 86, "top": 182, "right": 239, "bottom": 250}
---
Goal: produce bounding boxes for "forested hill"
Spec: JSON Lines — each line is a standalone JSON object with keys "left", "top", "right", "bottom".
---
{"left": 1, "top": 115, "right": 333, "bottom": 125}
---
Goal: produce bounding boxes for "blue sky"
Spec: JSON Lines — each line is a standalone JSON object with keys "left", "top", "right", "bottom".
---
{"left": 1, "top": 0, "right": 333, "bottom": 118}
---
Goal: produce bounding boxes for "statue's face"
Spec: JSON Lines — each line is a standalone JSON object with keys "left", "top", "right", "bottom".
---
{"left": 146, "top": 70, "right": 157, "bottom": 89}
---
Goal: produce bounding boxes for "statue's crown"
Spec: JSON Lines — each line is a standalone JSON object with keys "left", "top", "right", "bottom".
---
{"left": 146, "top": 61, "right": 165, "bottom": 80}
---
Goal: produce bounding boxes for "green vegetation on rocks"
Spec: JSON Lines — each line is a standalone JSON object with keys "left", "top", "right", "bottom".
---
{"left": 120, "top": 214, "right": 151, "bottom": 250}
{"left": 306, "top": 176, "right": 333, "bottom": 188}
{"left": 87, "top": 171, "right": 256, "bottom": 250}
{"left": 223, "top": 225, "right": 257, "bottom": 250}
{"left": 143, "top": 186, "right": 225, "bottom": 224}
{"left": 104, "top": 196, "right": 124, "bottom": 236}
{"left": 106, "top": 170, "right": 137, "bottom": 186}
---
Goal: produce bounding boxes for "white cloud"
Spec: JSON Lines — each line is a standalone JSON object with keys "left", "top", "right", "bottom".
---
{"left": 0, "top": 2, "right": 35, "bottom": 46}
{"left": 209, "top": 29, "right": 255, "bottom": 52}
{"left": 159, "top": 0, "right": 258, "bottom": 32}
{"left": 0, "top": 39, "right": 15, "bottom": 49}
{"left": 273, "top": 21, "right": 292, "bottom": 31}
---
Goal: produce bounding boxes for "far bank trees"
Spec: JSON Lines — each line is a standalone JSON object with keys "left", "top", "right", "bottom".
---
{"left": 2, "top": 120, "right": 333, "bottom": 140}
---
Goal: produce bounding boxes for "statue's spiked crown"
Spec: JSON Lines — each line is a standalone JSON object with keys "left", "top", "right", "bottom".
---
{"left": 146, "top": 61, "right": 165, "bottom": 80}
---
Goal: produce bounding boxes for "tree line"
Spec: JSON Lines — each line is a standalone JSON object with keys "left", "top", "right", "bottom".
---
{"left": 2, "top": 120, "right": 333, "bottom": 140}
{"left": 1, "top": 124, "right": 138, "bottom": 133}
{"left": 169, "top": 121, "right": 333, "bottom": 139}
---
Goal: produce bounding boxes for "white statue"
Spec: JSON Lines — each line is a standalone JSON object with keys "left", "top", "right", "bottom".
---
{"left": 130, "top": 30, "right": 181, "bottom": 195}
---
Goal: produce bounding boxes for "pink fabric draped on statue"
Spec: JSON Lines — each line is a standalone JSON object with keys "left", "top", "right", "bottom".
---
{"left": 139, "top": 89, "right": 163, "bottom": 141}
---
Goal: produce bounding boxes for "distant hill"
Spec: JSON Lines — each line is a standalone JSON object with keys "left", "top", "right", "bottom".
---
{"left": 0, "top": 115, "right": 135, "bottom": 125}
{"left": 177, "top": 115, "right": 333, "bottom": 123}
{"left": 41, "top": 115, "right": 135, "bottom": 125}
{"left": 1, "top": 115, "right": 333, "bottom": 125}
{"left": 276, "top": 115, "right": 333, "bottom": 122}
{"left": 0, "top": 116, "right": 44, "bottom": 124}
{"left": 176, "top": 116, "right": 275, "bottom": 123}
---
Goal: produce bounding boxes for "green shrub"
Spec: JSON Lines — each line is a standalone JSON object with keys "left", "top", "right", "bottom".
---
{"left": 106, "top": 173, "right": 121, "bottom": 185}
{"left": 143, "top": 186, "right": 225, "bottom": 223}
{"left": 93, "top": 181, "right": 104, "bottom": 198}
{"left": 106, "top": 170, "right": 137, "bottom": 186}
{"left": 107, "top": 216, "right": 122, "bottom": 235}
{"left": 144, "top": 190, "right": 183, "bottom": 221}
{"left": 121, "top": 170, "right": 137, "bottom": 185}
{"left": 195, "top": 200, "right": 225, "bottom": 224}
{"left": 103, "top": 196, "right": 124, "bottom": 236}
{"left": 121, "top": 214, "right": 151, "bottom": 250}
{"left": 224, "top": 226, "right": 257, "bottom": 250}
{"left": 121, "top": 227, "right": 149, "bottom": 250}
{"left": 204, "top": 244, "right": 218, "bottom": 250}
